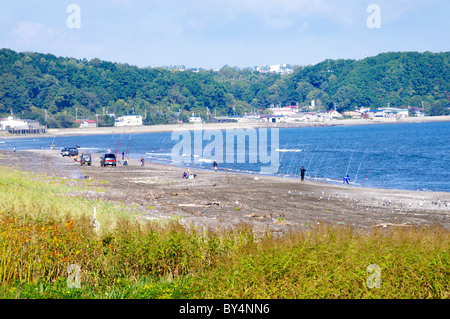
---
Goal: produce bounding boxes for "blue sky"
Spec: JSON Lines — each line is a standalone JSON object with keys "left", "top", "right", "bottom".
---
{"left": 1, "top": 0, "right": 449, "bottom": 69}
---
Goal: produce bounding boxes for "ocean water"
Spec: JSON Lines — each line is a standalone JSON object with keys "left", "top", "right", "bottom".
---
{"left": 1, "top": 121, "right": 449, "bottom": 192}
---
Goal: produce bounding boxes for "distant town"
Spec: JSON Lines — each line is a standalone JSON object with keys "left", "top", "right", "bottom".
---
{"left": 0, "top": 101, "right": 431, "bottom": 134}
{"left": 208, "top": 103, "right": 420, "bottom": 124}
{"left": 160, "top": 63, "right": 296, "bottom": 75}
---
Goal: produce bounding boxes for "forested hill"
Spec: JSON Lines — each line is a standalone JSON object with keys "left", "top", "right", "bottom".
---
{"left": 290, "top": 51, "right": 450, "bottom": 113}
{"left": 0, "top": 48, "right": 449, "bottom": 127}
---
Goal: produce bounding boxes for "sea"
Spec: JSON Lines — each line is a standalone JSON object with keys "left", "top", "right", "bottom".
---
{"left": 1, "top": 121, "right": 449, "bottom": 193}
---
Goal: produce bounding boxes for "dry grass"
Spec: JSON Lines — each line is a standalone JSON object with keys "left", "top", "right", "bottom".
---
{"left": 0, "top": 168, "right": 448, "bottom": 299}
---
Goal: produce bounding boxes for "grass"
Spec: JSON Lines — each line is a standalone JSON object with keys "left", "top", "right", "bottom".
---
{"left": 0, "top": 167, "right": 448, "bottom": 299}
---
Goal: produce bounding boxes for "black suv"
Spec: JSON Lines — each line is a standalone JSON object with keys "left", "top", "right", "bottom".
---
{"left": 100, "top": 153, "right": 117, "bottom": 167}
{"left": 80, "top": 153, "right": 92, "bottom": 166}
{"left": 61, "top": 147, "right": 78, "bottom": 157}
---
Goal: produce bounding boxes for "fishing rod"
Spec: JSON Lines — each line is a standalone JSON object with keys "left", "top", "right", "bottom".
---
{"left": 345, "top": 142, "right": 358, "bottom": 177}
{"left": 363, "top": 152, "right": 376, "bottom": 187}
{"left": 306, "top": 144, "right": 319, "bottom": 172}
{"left": 323, "top": 145, "right": 338, "bottom": 181}
{"left": 278, "top": 131, "right": 294, "bottom": 176}
{"left": 314, "top": 144, "right": 331, "bottom": 180}
{"left": 125, "top": 135, "right": 133, "bottom": 158}
{"left": 288, "top": 140, "right": 304, "bottom": 177}
{"left": 50, "top": 136, "right": 56, "bottom": 149}
{"left": 302, "top": 144, "right": 319, "bottom": 181}
{"left": 354, "top": 146, "right": 369, "bottom": 183}
{"left": 107, "top": 134, "right": 114, "bottom": 152}
{"left": 313, "top": 150, "right": 323, "bottom": 180}
{"left": 115, "top": 133, "right": 123, "bottom": 157}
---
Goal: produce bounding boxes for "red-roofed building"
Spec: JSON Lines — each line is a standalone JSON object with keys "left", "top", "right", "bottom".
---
{"left": 75, "top": 120, "right": 97, "bottom": 128}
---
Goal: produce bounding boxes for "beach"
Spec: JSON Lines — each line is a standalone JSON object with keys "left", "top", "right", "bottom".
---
{"left": 2, "top": 148, "right": 449, "bottom": 235}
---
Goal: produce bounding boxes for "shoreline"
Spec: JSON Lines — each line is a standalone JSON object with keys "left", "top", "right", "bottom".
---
{"left": 2, "top": 148, "right": 449, "bottom": 233}
{"left": 1, "top": 115, "right": 449, "bottom": 139}
{"left": 6, "top": 146, "right": 450, "bottom": 195}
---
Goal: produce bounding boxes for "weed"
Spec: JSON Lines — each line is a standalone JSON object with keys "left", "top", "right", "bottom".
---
{"left": 0, "top": 168, "right": 448, "bottom": 299}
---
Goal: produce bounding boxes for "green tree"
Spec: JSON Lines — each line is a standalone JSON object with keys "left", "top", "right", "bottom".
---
{"left": 1, "top": 48, "right": 449, "bottom": 122}
{"left": 429, "top": 101, "right": 445, "bottom": 116}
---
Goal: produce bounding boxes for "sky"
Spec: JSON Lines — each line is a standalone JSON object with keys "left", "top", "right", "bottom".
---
{"left": 0, "top": 0, "right": 449, "bottom": 69}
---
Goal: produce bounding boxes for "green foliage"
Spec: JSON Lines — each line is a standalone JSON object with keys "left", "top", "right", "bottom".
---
{"left": 291, "top": 52, "right": 450, "bottom": 111}
{"left": 0, "top": 49, "right": 449, "bottom": 128}
{"left": 0, "top": 167, "right": 449, "bottom": 299}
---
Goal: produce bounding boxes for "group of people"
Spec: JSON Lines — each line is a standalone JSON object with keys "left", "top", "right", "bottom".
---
{"left": 182, "top": 160, "right": 217, "bottom": 180}
{"left": 129, "top": 154, "right": 353, "bottom": 186}
{"left": 299, "top": 165, "right": 351, "bottom": 186}
{"left": 182, "top": 169, "right": 197, "bottom": 179}
{"left": 120, "top": 151, "right": 128, "bottom": 166}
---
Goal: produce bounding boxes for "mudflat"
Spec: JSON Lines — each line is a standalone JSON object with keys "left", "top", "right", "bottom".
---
{"left": 2, "top": 149, "right": 449, "bottom": 235}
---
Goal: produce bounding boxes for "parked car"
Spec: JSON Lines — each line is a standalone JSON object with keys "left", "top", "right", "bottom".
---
{"left": 61, "top": 147, "right": 78, "bottom": 157}
{"left": 100, "top": 153, "right": 117, "bottom": 167}
{"left": 80, "top": 153, "right": 92, "bottom": 166}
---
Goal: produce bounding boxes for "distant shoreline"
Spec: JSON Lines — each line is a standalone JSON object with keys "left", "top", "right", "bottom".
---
{"left": 1, "top": 115, "right": 449, "bottom": 139}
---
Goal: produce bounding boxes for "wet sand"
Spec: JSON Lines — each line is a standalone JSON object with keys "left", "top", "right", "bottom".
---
{"left": 2, "top": 148, "right": 449, "bottom": 236}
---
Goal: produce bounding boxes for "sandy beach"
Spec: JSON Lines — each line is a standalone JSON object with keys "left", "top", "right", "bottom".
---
{"left": 2, "top": 148, "right": 449, "bottom": 236}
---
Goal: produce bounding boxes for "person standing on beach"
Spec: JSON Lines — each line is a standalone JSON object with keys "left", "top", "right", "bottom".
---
{"left": 141, "top": 156, "right": 145, "bottom": 166}
{"left": 300, "top": 166, "right": 306, "bottom": 182}
{"left": 122, "top": 151, "right": 125, "bottom": 161}
{"left": 343, "top": 174, "right": 350, "bottom": 186}
{"left": 213, "top": 160, "right": 218, "bottom": 172}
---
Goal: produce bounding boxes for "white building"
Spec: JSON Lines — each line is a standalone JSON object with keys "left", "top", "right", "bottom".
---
{"left": 0, "top": 116, "right": 46, "bottom": 133}
{"left": 188, "top": 115, "right": 202, "bottom": 123}
{"left": 286, "top": 113, "right": 307, "bottom": 123}
{"left": 80, "top": 120, "right": 97, "bottom": 128}
{"left": 304, "top": 113, "right": 320, "bottom": 122}
{"left": 365, "top": 108, "right": 409, "bottom": 119}
{"left": 114, "top": 114, "right": 143, "bottom": 126}
{"left": 256, "top": 64, "right": 293, "bottom": 75}
{"left": 238, "top": 114, "right": 264, "bottom": 123}
{"left": 269, "top": 105, "right": 299, "bottom": 116}
{"left": 0, "top": 116, "right": 43, "bottom": 130}
{"left": 382, "top": 108, "right": 409, "bottom": 118}
{"left": 266, "top": 115, "right": 289, "bottom": 123}
{"left": 328, "top": 110, "right": 343, "bottom": 119}
{"left": 358, "top": 107, "right": 370, "bottom": 113}
{"left": 343, "top": 111, "right": 362, "bottom": 119}
{"left": 0, "top": 116, "right": 28, "bottom": 130}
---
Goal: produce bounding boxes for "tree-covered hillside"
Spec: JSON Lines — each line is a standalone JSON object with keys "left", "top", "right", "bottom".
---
{"left": 290, "top": 52, "right": 450, "bottom": 113}
{"left": 0, "top": 48, "right": 448, "bottom": 128}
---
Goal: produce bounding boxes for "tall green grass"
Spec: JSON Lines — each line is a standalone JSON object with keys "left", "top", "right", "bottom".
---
{"left": 0, "top": 167, "right": 448, "bottom": 298}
